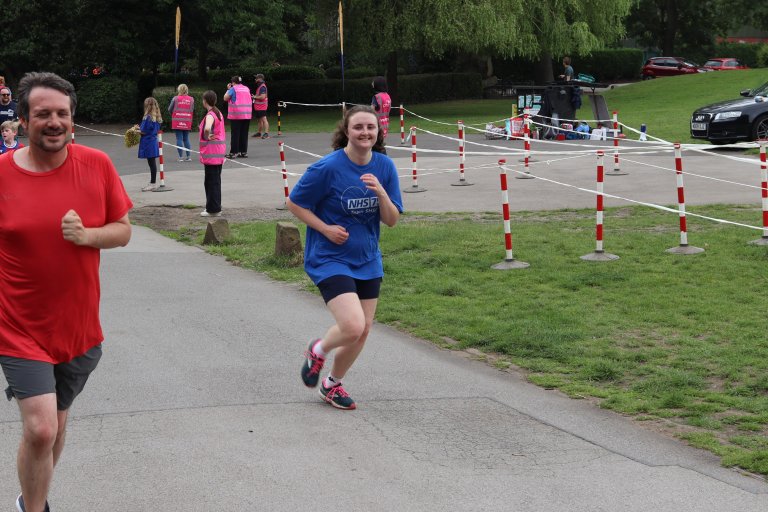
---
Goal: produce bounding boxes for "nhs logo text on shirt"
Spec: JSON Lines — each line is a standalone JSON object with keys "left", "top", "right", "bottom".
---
{"left": 347, "top": 197, "right": 379, "bottom": 210}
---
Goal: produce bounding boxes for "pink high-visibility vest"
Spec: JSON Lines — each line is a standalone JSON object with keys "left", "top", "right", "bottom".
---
{"left": 171, "top": 95, "right": 194, "bottom": 130}
{"left": 373, "top": 92, "right": 392, "bottom": 137}
{"left": 253, "top": 83, "right": 268, "bottom": 111}
{"left": 227, "top": 84, "right": 252, "bottom": 120}
{"left": 199, "top": 111, "right": 226, "bottom": 165}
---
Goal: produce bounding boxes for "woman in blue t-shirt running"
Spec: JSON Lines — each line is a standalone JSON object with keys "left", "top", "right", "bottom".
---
{"left": 288, "top": 105, "right": 404, "bottom": 410}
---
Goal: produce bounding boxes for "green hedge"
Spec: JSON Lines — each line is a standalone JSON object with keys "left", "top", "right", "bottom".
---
{"left": 577, "top": 49, "right": 645, "bottom": 81}
{"left": 324, "top": 66, "right": 378, "bottom": 79}
{"left": 710, "top": 42, "right": 768, "bottom": 68}
{"left": 268, "top": 73, "right": 482, "bottom": 109}
{"left": 76, "top": 77, "right": 139, "bottom": 123}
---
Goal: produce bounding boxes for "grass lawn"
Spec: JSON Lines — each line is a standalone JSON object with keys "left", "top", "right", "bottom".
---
{"left": 164, "top": 204, "right": 768, "bottom": 476}
{"left": 276, "top": 69, "right": 768, "bottom": 145}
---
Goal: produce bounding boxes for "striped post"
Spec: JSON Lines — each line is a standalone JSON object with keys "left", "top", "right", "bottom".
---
{"left": 399, "top": 104, "right": 405, "bottom": 145}
{"left": 491, "top": 159, "right": 529, "bottom": 270}
{"left": 452, "top": 120, "right": 473, "bottom": 186}
{"left": 70, "top": 124, "right": 75, "bottom": 144}
{"left": 153, "top": 131, "right": 173, "bottom": 192}
{"left": 404, "top": 127, "right": 426, "bottom": 193}
{"left": 606, "top": 111, "right": 627, "bottom": 175}
{"left": 666, "top": 143, "right": 703, "bottom": 254}
{"left": 581, "top": 151, "right": 618, "bottom": 261}
{"left": 516, "top": 115, "right": 534, "bottom": 179}
{"left": 277, "top": 101, "right": 283, "bottom": 137}
{"left": 275, "top": 142, "right": 290, "bottom": 210}
{"left": 749, "top": 140, "right": 768, "bottom": 245}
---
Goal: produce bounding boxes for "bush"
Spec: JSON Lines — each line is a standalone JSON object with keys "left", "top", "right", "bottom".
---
{"left": 578, "top": 49, "right": 645, "bottom": 81}
{"left": 324, "top": 66, "right": 378, "bottom": 79}
{"left": 76, "top": 77, "right": 139, "bottom": 123}
{"left": 712, "top": 42, "right": 766, "bottom": 68}
{"left": 269, "top": 65, "right": 326, "bottom": 81}
{"left": 758, "top": 45, "right": 768, "bottom": 68}
{"left": 268, "top": 73, "right": 482, "bottom": 109}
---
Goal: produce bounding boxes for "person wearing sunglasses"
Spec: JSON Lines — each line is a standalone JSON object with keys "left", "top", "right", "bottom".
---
{"left": 0, "top": 87, "right": 18, "bottom": 126}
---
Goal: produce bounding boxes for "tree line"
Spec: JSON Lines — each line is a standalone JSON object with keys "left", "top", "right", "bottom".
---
{"left": 2, "top": 0, "right": 765, "bottom": 88}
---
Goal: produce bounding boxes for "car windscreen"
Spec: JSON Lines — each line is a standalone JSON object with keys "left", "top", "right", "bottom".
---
{"left": 751, "top": 82, "right": 768, "bottom": 97}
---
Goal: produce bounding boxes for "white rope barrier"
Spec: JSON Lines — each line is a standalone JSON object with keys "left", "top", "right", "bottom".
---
{"left": 498, "top": 162, "right": 764, "bottom": 232}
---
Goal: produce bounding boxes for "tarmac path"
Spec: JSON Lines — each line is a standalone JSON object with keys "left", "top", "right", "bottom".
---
{"left": 0, "top": 128, "right": 766, "bottom": 511}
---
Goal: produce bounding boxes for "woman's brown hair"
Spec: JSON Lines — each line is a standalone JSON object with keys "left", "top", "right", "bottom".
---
{"left": 331, "top": 105, "right": 386, "bottom": 153}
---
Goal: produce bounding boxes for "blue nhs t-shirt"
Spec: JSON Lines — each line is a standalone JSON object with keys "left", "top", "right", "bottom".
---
{"left": 289, "top": 149, "right": 404, "bottom": 285}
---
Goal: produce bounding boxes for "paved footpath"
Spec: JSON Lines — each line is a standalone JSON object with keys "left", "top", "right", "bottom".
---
{"left": 1, "top": 129, "right": 767, "bottom": 511}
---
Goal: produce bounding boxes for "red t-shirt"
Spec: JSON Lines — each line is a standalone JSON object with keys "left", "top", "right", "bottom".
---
{"left": 0, "top": 145, "right": 133, "bottom": 363}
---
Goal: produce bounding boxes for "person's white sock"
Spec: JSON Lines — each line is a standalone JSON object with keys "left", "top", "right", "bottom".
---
{"left": 324, "top": 375, "right": 340, "bottom": 388}
{"left": 312, "top": 339, "right": 326, "bottom": 358}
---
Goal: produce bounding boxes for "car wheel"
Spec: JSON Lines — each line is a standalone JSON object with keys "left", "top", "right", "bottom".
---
{"left": 752, "top": 114, "right": 768, "bottom": 141}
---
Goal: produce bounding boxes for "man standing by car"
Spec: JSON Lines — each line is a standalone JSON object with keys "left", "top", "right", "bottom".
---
{"left": 0, "top": 71, "right": 132, "bottom": 512}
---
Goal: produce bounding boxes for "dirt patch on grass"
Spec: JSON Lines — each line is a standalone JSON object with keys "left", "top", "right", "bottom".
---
{"left": 129, "top": 205, "right": 294, "bottom": 232}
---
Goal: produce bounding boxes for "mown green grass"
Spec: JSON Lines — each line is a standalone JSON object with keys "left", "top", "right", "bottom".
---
{"left": 277, "top": 69, "right": 768, "bottom": 144}
{"left": 165, "top": 203, "right": 768, "bottom": 476}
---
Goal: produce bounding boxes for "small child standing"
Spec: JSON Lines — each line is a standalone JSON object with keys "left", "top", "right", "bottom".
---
{"left": 136, "top": 97, "right": 162, "bottom": 191}
{"left": 0, "top": 120, "right": 24, "bottom": 154}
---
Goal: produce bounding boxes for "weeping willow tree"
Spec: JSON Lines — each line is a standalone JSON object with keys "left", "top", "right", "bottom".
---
{"left": 313, "top": 0, "right": 631, "bottom": 98}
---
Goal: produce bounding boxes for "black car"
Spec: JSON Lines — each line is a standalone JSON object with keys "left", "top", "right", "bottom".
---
{"left": 690, "top": 81, "right": 768, "bottom": 144}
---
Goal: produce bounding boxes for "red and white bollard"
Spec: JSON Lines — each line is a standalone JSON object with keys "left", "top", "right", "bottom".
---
{"left": 492, "top": 159, "right": 529, "bottom": 270}
{"left": 749, "top": 140, "right": 768, "bottom": 245}
{"left": 581, "top": 151, "right": 619, "bottom": 261}
{"left": 666, "top": 143, "right": 703, "bottom": 254}
{"left": 399, "top": 104, "right": 405, "bottom": 145}
{"left": 606, "top": 111, "right": 627, "bottom": 176}
{"left": 276, "top": 142, "right": 290, "bottom": 210}
{"left": 404, "top": 127, "right": 426, "bottom": 193}
{"left": 452, "top": 120, "right": 473, "bottom": 186}
{"left": 70, "top": 124, "right": 75, "bottom": 144}
{"left": 516, "top": 116, "right": 534, "bottom": 179}
{"left": 152, "top": 131, "right": 173, "bottom": 192}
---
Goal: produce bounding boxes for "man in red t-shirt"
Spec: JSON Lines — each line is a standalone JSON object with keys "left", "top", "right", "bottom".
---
{"left": 0, "top": 72, "right": 132, "bottom": 512}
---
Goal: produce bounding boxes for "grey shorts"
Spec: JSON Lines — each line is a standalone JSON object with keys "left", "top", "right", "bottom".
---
{"left": 0, "top": 344, "right": 102, "bottom": 411}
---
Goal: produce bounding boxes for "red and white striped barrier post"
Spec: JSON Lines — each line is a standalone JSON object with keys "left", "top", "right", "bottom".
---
{"left": 404, "top": 127, "right": 426, "bottom": 193}
{"left": 452, "top": 120, "right": 473, "bottom": 186}
{"left": 606, "top": 111, "right": 627, "bottom": 176}
{"left": 516, "top": 115, "right": 534, "bottom": 179}
{"left": 492, "top": 159, "right": 529, "bottom": 270}
{"left": 399, "top": 104, "right": 405, "bottom": 145}
{"left": 666, "top": 143, "right": 703, "bottom": 254}
{"left": 749, "top": 140, "right": 768, "bottom": 245}
{"left": 153, "top": 131, "right": 173, "bottom": 192}
{"left": 581, "top": 151, "right": 619, "bottom": 261}
{"left": 276, "top": 142, "right": 290, "bottom": 210}
{"left": 70, "top": 124, "right": 75, "bottom": 144}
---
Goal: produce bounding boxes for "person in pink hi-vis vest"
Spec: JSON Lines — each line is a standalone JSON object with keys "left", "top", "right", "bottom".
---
{"left": 223, "top": 76, "right": 251, "bottom": 159}
{"left": 371, "top": 76, "right": 392, "bottom": 139}
{"left": 168, "top": 83, "right": 194, "bottom": 161}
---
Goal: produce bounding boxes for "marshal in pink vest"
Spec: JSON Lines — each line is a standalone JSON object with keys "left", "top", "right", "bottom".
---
{"left": 373, "top": 92, "right": 392, "bottom": 137}
{"left": 199, "top": 111, "right": 227, "bottom": 165}
{"left": 253, "top": 83, "right": 268, "bottom": 111}
{"left": 227, "top": 84, "right": 252, "bottom": 120}
{"left": 171, "top": 95, "right": 194, "bottom": 130}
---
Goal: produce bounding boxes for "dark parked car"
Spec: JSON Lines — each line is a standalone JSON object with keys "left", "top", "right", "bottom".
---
{"left": 701, "top": 58, "right": 749, "bottom": 71}
{"left": 641, "top": 57, "right": 708, "bottom": 79}
{"left": 690, "top": 81, "right": 768, "bottom": 143}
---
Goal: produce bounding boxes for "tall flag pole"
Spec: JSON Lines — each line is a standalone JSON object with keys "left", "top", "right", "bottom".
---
{"left": 338, "top": 1, "right": 345, "bottom": 96}
{"left": 174, "top": 6, "right": 181, "bottom": 75}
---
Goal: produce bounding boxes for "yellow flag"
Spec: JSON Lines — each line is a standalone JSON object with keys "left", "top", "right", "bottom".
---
{"left": 175, "top": 7, "right": 181, "bottom": 49}
{"left": 338, "top": 1, "right": 344, "bottom": 54}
